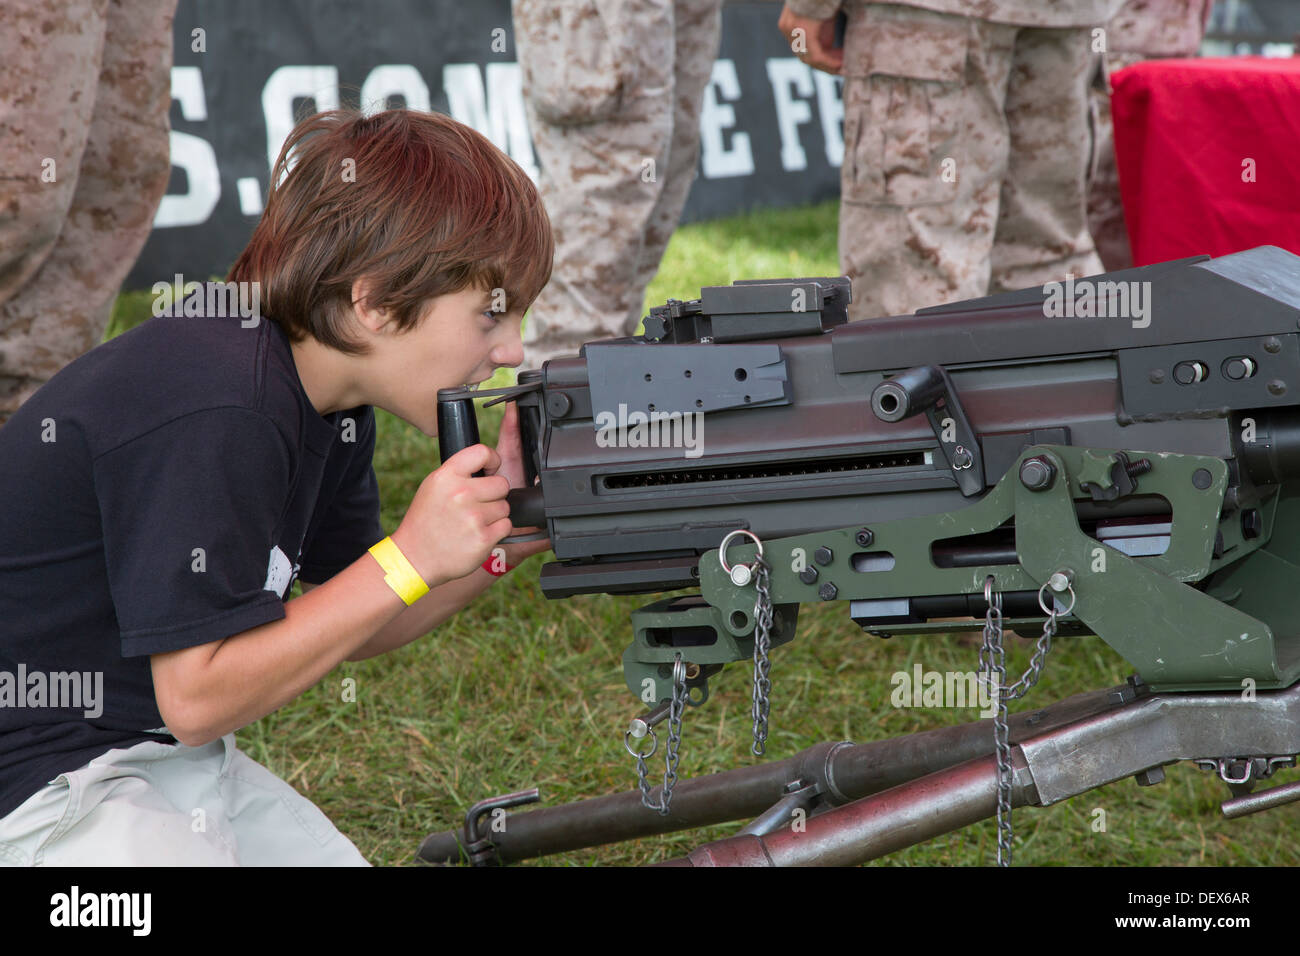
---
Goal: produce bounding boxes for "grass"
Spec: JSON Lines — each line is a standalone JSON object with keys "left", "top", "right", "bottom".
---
{"left": 106, "top": 199, "right": 1300, "bottom": 866}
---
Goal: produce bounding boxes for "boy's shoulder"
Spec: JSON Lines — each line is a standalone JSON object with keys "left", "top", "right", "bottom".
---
{"left": 34, "top": 313, "right": 307, "bottom": 456}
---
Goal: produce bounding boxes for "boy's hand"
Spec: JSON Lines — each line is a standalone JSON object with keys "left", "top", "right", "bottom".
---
{"left": 486, "top": 401, "right": 552, "bottom": 564}
{"left": 489, "top": 401, "right": 530, "bottom": 489}
{"left": 392, "top": 443, "right": 514, "bottom": 584}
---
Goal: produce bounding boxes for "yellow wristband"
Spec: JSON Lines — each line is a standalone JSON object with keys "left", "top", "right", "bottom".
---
{"left": 368, "top": 536, "right": 430, "bottom": 606}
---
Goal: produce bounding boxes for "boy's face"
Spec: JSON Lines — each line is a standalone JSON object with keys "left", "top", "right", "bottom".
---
{"left": 365, "top": 285, "right": 526, "bottom": 437}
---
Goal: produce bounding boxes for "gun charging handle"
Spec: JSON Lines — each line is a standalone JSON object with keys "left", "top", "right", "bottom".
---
{"left": 870, "top": 365, "right": 946, "bottom": 422}
{"left": 870, "top": 364, "right": 986, "bottom": 497}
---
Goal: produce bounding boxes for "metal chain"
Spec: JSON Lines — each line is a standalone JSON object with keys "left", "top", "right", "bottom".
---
{"left": 978, "top": 578, "right": 1013, "bottom": 866}
{"left": 633, "top": 742, "right": 656, "bottom": 810}
{"left": 661, "top": 654, "right": 687, "bottom": 812}
{"left": 751, "top": 556, "right": 774, "bottom": 756}
{"left": 635, "top": 652, "right": 687, "bottom": 815}
{"left": 1002, "top": 609, "right": 1056, "bottom": 702}
{"left": 979, "top": 576, "right": 1058, "bottom": 867}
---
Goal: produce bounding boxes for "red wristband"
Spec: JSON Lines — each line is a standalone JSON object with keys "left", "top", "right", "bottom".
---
{"left": 482, "top": 551, "right": 514, "bottom": 577}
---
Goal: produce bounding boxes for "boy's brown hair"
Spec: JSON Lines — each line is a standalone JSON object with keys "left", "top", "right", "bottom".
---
{"left": 229, "top": 108, "right": 553, "bottom": 354}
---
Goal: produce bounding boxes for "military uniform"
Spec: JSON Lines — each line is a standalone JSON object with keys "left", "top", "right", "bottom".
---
{"left": 1086, "top": 0, "right": 1212, "bottom": 270}
{"left": 0, "top": 0, "right": 175, "bottom": 423}
{"left": 788, "top": 0, "right": 1126, "bottom": 320}
{"left": 514, "top": 0, "right": 724, "bottom": 368}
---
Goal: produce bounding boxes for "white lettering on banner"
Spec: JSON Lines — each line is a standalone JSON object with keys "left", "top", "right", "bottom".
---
{"left": 699, "top": 59, "right": 754, "bottom": 178}
{"left": 150, "top": 53, "right": 845, "bottom": 235}
{"left": 236, "top": 176, "right": 263, "bottom": 215}
{"left": 443, "top": 63, "right": 538, "bottom": 180}
{"left": 811, "top": 69, "right": 844, "bottom": 167}
{"left": 262, "top": 65, "right": 341, "bottom": 182}
{"left": 155, "top": 66, "right": 221, "bottom": 228}
{"left": 766, "top": 58, "right": 814, "bottom": 172}
{"left": 361, "top": 64, "right": 432, "bottom": 114}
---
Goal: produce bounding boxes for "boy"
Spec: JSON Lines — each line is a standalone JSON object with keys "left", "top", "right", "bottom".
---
{"left": 0, "top": 108, "right": 553, "bottom": 865}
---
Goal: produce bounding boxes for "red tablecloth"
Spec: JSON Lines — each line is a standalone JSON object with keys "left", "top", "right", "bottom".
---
{"left": 1110, "top": 56, "right": 1300, "bottom": 266}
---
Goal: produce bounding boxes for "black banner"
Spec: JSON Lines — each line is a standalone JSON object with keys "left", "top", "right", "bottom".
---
{"left": 129, "top": 0, "right": 844, "bottom": 289}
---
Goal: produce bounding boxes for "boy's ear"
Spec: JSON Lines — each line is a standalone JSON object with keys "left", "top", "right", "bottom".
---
{"left": 350, "top": 277, "right": 392, "bottom": 333}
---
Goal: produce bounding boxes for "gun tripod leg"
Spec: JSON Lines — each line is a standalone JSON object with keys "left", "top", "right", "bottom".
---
{"left": 660, "top": 680, "right": 1300, "bottom": 865}
{"left": 417, "top": 684, "right": 1126, "bottom": 864}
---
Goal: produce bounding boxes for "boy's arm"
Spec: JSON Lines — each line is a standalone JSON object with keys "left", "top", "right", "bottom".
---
{"left": 301, "top": 531, "right": 548, "bottom": 661}
{"left": 328, "top": 400, "right": 550, "bottom": 660}
{"left": 298, "top": 567, "right": 484, "bottom": 660}
{"left": 151, "top": 550, "right": 407, "bottom": 746}
{"left": 150, "top": 443, "right": 513, "bottom": 747}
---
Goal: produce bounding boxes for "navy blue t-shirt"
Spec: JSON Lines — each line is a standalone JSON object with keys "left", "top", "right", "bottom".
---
{"left": 0, "top": 313, "right": 384, "bottom": 818}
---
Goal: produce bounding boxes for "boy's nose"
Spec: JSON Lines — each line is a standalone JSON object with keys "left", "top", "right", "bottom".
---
{"left": 494, "top": 326, "right": 525, "bottom": 369}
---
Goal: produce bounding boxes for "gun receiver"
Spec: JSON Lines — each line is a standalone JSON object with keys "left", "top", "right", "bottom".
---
{"left": 439, "top": 246, "right": 1300, "bottom": 695}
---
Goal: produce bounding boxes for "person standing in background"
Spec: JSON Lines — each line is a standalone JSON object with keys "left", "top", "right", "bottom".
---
{"left": 0, "top": 0, "right": 176, "bottom": 426}
{"left": 1086, "top": 0, "right": 1214, "bottom": 271}
{"left": 513, "top": 0, "right": 725, "bottom": 369}
{"left": 778, "top": 0, "right": 1125, "bottom": 321}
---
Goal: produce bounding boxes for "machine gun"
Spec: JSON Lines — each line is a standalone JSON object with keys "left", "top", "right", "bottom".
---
{"left": 420, "top": 244, "right": 1300, "bottom": 866}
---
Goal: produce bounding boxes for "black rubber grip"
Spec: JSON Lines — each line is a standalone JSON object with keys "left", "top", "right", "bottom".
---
{"left": 437, "top": 395, "right": 485, "bottom": 477}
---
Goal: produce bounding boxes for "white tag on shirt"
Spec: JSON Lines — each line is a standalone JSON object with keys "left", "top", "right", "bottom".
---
{"left": 263, "top": 545, "right": 298, "bottom": 598}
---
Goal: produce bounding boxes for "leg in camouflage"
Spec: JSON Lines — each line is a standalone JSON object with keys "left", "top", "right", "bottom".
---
{"left": 516, "top": 0, "right": 722, "bottom": 368}
{"left": 0, "top": 0, "right": 174, "bottom": 422}
{"left": 837, "top": 4, "right": 1017, "bottom": 319}
{"left": 987, "top": 25, "right": 1103, "bottom": 293}
{"left": 629, "top": 0, "right": 724, "bottom": 316}
{"left": 1085, "top": 0, "right": 1213, "bottom": 271}
{"left": 1085, "top": 51, "right": 1134, "bottom": 272}
{"left": 835, "top": 4, "right": 1107, "bottom": 318}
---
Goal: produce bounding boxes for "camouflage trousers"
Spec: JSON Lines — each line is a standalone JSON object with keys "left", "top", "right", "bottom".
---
{"left": 0, "top": 0, "right": 175, "bottom": 423}
{"left": 514, "top": 0, "right": 724, "bottom": 368}
{"left": 1087, "top": 50, "right": 1156, "bottom": 272}
{"left": 838, "top": 2, "right": 1106, "bottom": 320}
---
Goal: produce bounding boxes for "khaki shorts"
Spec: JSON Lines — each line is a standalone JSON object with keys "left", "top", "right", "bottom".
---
{"left": 0, "top": 733, "right": 369, "bottom": 866}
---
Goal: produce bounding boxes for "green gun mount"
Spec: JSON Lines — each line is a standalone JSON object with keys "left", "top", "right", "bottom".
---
{"left": 697, "top": 442, "right": 1300, "bottom": 695}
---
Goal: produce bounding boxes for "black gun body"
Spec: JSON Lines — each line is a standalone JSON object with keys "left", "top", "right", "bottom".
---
{"left": 524, "top": 247, "right": 1300, "bottom": 598}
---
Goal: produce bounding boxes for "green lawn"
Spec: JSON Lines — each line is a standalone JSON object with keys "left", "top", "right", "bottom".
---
{"left": 108, "top": 199, "right": 1300, "bottom": 866}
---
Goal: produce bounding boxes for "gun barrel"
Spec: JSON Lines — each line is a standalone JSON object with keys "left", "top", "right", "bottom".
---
{"left": 1237, "top": 408, "right": 1300, "bottom": 485}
